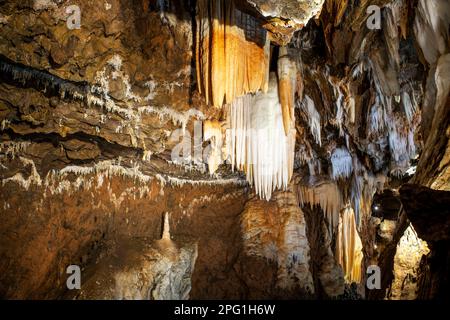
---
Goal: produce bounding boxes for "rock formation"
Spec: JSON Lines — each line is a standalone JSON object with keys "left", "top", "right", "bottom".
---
{"left": 0, "top": 0, "right": 449, "bottom": 300}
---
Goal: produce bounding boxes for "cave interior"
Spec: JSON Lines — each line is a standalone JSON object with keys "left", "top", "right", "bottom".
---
{"left": 0, "top": 0, "right": 449, "bottom": 300}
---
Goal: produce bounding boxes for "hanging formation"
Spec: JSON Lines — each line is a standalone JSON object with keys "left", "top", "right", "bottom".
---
{"left": 226, "top": 75, "right": 296, "bottom": 200}
{"left": 197, "top": 1, "right": 297, "bottom": 200}
{"left": 278, "top": 46, "right": 298, "bottom": 135}
{"left": 196, "top": 0, "right": 270, "bottom": 107}
{"left": 335, "top": 207, "right": 363, "bottom": 283}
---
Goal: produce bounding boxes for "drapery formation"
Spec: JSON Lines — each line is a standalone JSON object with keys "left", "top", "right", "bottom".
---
{"left": 297, "top": 181, "right": 343, "bottom": 233}
{"left": 197, "top": 1, "right": 296, "bottom": 200}
{"left": 335, "top": 207, "right": 363, "bottom": 283}
{"left": 226, "top": 75, "right": 296, "bottom": 201}
{"left": 196, "top": 0, "right": 270, "bottom": 107}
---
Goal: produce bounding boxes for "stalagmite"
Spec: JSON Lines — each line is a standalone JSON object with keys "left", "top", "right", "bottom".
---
{"left": 196, "top": 0, "right": 270, "bottom": 107}
{"left": 226, "top": 74, "right": 296, "bottom": 201}
{"left": 161, "top": 212, "right": 171, "bottom": 241}
{"left": 278, "top": 46, "right": 298, "bottom": 135}
{"left": 335, "top": 207, "right": 363, "bottom": 283}
{"left": 241, "top": 185, "right": 314, "bottom": 293}
{"left": 203, "top": 120, "right": 224, "bottom": 175}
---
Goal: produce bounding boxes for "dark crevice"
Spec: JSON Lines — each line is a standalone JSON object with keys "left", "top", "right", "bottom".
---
{"left": 0, "top": 54, "right": 90, "bottom": 100}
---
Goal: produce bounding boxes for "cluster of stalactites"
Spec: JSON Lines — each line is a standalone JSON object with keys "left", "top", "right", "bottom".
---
{"left": 297, "top": 180, "right": 364, "bottom": 283}
{"left": 335, "top": 206, "right": 363, "bottom": 284}
{"left": 297, "top": 182, "right": 343, "bottom": 233}
{"left": 226, "top": 75, "right": 296, "bottom": 201}
{"left": 196, "top": 0, "right": 301, "bottom": 200}
{"left": 330, "top": 147, "right": 353, "bottom": 180}
{"left": 196, "top": 0, "right": 270, "bottom": 107}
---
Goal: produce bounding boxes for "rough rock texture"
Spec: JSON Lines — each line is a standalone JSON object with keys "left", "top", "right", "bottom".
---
{"left": 245, "top": 0, "right": 325, "bottom": 44}
{"left": 70, "top": 237, "right": 198, "bottom": 300}
{"left": 388, "top": 225, "right": 429, "bottom": 300}
{"left": 241, "top": 184, "right": 314, "bottom": 295}
{"left": 301, "top": 205, "right": 345, "bottom": 298}
{"left": 0, "top": 0, "right": 207, "bottom": 155}
{"left": 246, "top": 0, "right": 324, "bottom": 24}
{"left": 401, "top": 185, "right": 450, "bottom": 243}
{"left": 400, "top": 184, "right": 450, "bottom": 300}
{"left": 0, "top": 160, "right": 248, "bottom": 299}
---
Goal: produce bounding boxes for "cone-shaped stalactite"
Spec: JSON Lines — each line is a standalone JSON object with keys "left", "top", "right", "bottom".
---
{"left": 277, "top": 46, "right": 298, "bottom": 136}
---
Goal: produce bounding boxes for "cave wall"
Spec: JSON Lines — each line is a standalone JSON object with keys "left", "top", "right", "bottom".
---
{"left": 0, "top": 0, "right": 251, "bottom": 299}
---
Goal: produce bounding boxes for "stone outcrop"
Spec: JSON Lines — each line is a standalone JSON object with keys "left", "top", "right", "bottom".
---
{"left": 70, "top": 237, "right": 198, "bottom": 300}
{"left": 241, "top": 185, "right": 314, "bottom": 295}
{"left": 400, "top": 184, "right": 450, "bottom": 300}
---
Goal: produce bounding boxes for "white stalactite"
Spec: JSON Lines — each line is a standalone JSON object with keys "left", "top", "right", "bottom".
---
{"left": 300, "top": 95, "right": 322, "bottom": 146}
{"left": 367, "top": 96, "right": 386, "bottom": 135}
{"left": 227, "top": 75, "right": 296, "bottom": 201}
{"left": 330, "top": 147, "right": 353, "bottom": 180}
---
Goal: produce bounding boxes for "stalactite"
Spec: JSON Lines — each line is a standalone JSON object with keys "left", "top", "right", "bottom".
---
{"left": 0, "top": 141, "right": 31, "bottom": 159}
{"left": 402, "top": 91, "right": 417, "bottom": 124}
{"left": 350, "top": 173, "right": 364, "bottom": 225}
{"left": 226, "top": 75, "right": 296, "bottom": 201}
{"left": 1, "top": 157, "right": 245, "bottom": 196}
{"left": 330, "top": 147, "right": 353, "bottom": 180}
{"left": 350, "top": 157, "right": 387, "bottom": 225}
{"left": 387, "top": 114, "right": 417, "bottom": 177}
{"left": 196, "top": 0, "right": 270, "bottom": 107}
{"left": 328, "top": 77, "right": 348, "bottom": 136}
{"left": 278, "top": 46, "right": 297, "bottom": 135}
{"left": 138, "top": 106, "right": 205, "bottom": 133}
{"left": 335, "top": 207, "right": 363, "bottom": 284}
{"left": 367, "top": 96, "right": 386, "bottom": 136}
{"left": 297, "top": 181, "right": 343, "bottom": 233}
{"left": 384, "top": 0, "right": 402, "bottom": 69}
{"left": 296, "top": 142, "right": 322, "bottom": 178}
{"left": 299, "top": 95, "right": 322, "bottom": 146}
{"left": 1, "top": 157, "right": 42, "bottom": 190}
{"left": 0, "top": 57, "right": 88, "bottom": 100}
